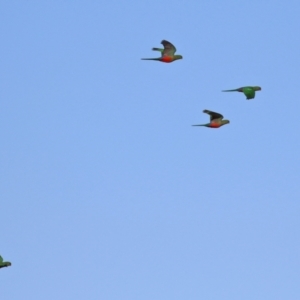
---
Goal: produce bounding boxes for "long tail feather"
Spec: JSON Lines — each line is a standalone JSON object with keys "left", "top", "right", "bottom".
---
{"left": 222, "top": 89, "right": 239, "bottom": 92}
{"left": 141, "top": 58, "right": 161, "bottom": 61}
{"left": 192, "top": 124, "right": 206, "bottom": 126}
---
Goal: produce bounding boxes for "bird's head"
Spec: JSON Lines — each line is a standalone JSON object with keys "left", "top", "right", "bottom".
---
{"left": 254, "top": 86, "right": 262, "bottom": 91}
{"left": 6, "top": 262, "right": 11, "bottom": 267}
{"left": 174, "top": 55, "right": 183, "bottom": 60}
{"left": 222, "top": 120, "right": 230, "bottom": 125}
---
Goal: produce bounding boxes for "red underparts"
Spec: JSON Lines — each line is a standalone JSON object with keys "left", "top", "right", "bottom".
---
{"left": 161, "top": 56, "right": 173, "bottom": 63}
{"left": 210, "top": 123, "right": 220, "bottom": 128}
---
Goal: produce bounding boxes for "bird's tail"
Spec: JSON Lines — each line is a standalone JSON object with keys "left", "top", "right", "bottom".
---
{"left": 222, "top": 89, "right": 239, "bottom": 92}
{"left": 141, "top": 58, "right": 161, "bottom": 61}
{"left": 192, "top": 124, "right": 207, "bottom": 127}
{"left": 222, "top": 87, "right": 244, "bottom": 92}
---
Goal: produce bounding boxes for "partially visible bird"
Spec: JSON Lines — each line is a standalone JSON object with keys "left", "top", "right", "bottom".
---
{"left": 141, "top": 40, "right": 183, "bottom": 63}
{"left": 222, "top": 86, "right": 262, "bottom": 99}
{"left": 193, "top": 110, "right": 230, "bottom": 128}
{"left": 0, "top": 255, "right": 11, "bottom": 269}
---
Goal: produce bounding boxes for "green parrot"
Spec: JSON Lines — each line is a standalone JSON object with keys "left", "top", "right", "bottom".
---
{"left": 193, "top": 110, "right": 230, "bottom": 128}
{"left": 141, "top": 40, "right": 183, "bottom": 63}
{"left": 222, "top": 86, "right": 262, "bottom": 99}
{"left": 0, "top": 255, "right": 11, "bottom": 269}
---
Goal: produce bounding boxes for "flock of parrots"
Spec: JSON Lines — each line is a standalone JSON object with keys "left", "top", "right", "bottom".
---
{"left": 142, "top": 40, "right": 262, "bottom": 129}
{"left": 0, "top": 39, "right": 262, "bottom": 272}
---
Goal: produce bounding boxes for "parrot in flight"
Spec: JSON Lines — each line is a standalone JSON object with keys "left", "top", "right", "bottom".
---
{"left": 141, "top": 40, "right": 183, "bottom": 63}
{"left": 222, "top": 86, "right": 261, "bottom": 99}
{"left": 192, "top": 110, "right": 230, "bottom": 128}
{"left": 0, "top": 255, "right": 11, "bottom": 269}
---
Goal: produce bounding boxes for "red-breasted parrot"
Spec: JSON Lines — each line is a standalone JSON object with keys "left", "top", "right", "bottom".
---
{"left": 193, "top": 110, "right": 230, "bottom": 128}
{"left": 142, "top": 40, "right": 183, "bottom": 63}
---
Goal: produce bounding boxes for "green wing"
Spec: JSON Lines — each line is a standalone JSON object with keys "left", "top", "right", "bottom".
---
{"left": 243, "top": 87, "right": 255, "bottom": 99}
{"left": 161, "top": 40, "right": 176, "bottom": 56}
{"left": 0, "top": 256, "right": 3, "bottom": 263}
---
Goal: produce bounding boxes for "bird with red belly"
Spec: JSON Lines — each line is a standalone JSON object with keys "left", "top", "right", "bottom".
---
{"left": 141, "top": 40, "right": 183, "bottom": 63}
{"left": 193, "top": 110, "right": 230, "bottom": 128}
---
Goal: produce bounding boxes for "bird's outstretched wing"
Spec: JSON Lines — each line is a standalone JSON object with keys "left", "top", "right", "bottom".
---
{"left": 161, "top": 40, "right": 176, "bottom": 56}
{"left": 0, "top": 256, "right": 3, "bottom": 263}
{"left": 203, "top": 110, "right": 224, "bottom": 121}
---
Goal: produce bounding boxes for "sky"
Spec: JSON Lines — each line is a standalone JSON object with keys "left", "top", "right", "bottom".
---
{"left": 1, "top": 1, "right": 300, "bottom": 299}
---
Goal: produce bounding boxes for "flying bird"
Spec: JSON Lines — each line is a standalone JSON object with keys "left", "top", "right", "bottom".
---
{"left": 141, "top": 40, "right": 183, "bottom": 63}
{"left": 193, "top": 110, "right": 230, "bottom": 128}
{"left": 0, "top": 256, "right": 11, "bottom": 269}
{"left": 222, "top": 86, "right": 261, "bottom": 99}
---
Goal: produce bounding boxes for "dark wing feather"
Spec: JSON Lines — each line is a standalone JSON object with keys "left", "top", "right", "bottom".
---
{"left": 161, "top": 40, "right": 176, "bottom": 56}
{"left": 203, "top": 110, "right": 224, "bottom": 121}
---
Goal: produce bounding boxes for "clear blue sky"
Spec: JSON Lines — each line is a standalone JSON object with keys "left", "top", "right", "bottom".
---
{"left": 1, "top": 1, "right": 300, "bottom": 299}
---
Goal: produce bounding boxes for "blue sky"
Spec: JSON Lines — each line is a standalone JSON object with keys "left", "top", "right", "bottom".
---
{"left": 1, "top": 1, "right": 300, "bottom": 299}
